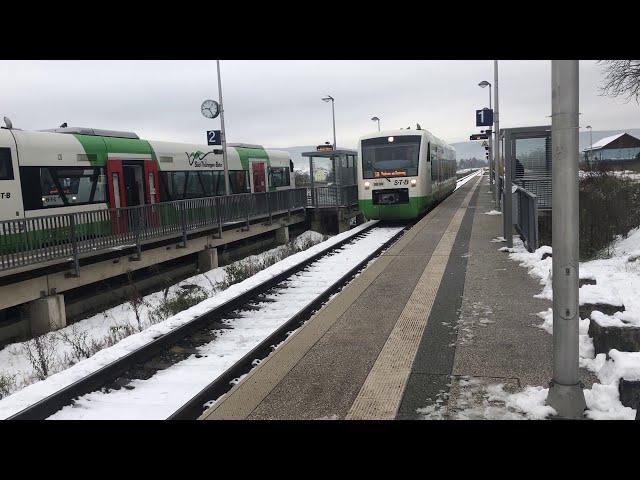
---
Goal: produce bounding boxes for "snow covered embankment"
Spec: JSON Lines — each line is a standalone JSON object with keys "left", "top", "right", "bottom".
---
{"left": 0, "top": 226, "right": 377, "bottom": 418}
{"left": 44, "top": 224, "right": 401, "bottom": 419}
{"left": 502, "top": 227, "right": 640, "bottom": 420}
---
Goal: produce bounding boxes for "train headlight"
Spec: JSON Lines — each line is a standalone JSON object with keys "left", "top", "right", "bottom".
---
{"left": 410, "top": 179, "right": 417, "bottom": 187}
{"left": 364, "top": 181, "right": 370, "bottom": 189}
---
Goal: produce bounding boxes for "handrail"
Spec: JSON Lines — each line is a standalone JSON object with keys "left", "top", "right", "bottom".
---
{"left": 514, "top": 185, "right": 539, "bottom": 253}
{"left": 0, "top": 188, "right": 308, "bottom": 274}
{"left": 306, "top": 184, "right": 358, "bottom": 208}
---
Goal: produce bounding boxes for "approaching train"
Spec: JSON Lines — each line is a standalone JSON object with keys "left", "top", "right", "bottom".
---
{"left": 357, "top": 128, "right": 456, "bottom": 220}
{"left": 0, "top": 122, "right": 295, "bottom": 223}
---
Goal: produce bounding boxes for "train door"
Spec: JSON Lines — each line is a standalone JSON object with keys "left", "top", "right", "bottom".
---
{"left": 251, "top": 161, "right": 267, "bottom": 193}
{"left": 123, "top": 162, "right": 145, "bottom": 207}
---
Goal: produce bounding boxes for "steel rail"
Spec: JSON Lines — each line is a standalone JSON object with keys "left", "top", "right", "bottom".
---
{"left": 169, "top": 224, "right": 409, "bottom": 420}
{"left": 6, "top": 222, "right": 382, "bottom": 420}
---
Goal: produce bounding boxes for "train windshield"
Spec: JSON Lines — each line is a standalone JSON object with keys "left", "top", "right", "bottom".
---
{"left": 361, "top": 135, "right": 421, "bottom": 179}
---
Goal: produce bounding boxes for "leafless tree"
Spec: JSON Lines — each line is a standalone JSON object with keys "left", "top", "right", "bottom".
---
{"left": 23, "top": 334, "right": 58, "bottom": 380}
{"left": 125, "top": 270, "right": 150, "bottom": 331}
{"left": 599, "top": 60, "right": 640, "bottom": 103}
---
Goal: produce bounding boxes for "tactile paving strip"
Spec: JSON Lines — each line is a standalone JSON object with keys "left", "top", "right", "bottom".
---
{"left": 345, "top": 178, "right": 480, "bottom": 420}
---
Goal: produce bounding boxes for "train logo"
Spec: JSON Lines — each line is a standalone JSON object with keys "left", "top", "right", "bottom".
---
{"left": 186, "top": 150, "right": 222, "bottom": 168}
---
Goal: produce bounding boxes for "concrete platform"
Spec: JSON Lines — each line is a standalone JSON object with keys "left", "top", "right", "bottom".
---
{"left": 200, "top": 174, "right": 594, "bottom": 420}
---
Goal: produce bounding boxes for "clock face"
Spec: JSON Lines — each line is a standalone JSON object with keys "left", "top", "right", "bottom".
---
{"left": 201, "top": 99, "right": 220, "bottom": 119}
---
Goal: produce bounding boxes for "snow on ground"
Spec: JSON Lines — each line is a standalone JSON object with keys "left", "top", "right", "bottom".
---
{"left": 579, "top": 169, "right": 640, "bottom": 182}
{"left": 456, "top": 170, "right": 482, "bottom": 190}
{"left": 0, "top": 221, "right": 396, "bottom": 419}
{"left": 0, "top": 226, "right": 381, "bottom": 418}
{"left": 500, "top": 229, "right": 640, "bottom": 420}
{"left": 417, "top": 377, "right": 556, "bottom": 420}
{"left": 45, "top": 225, "right": 402, "bottom": 420}
{"left": 0, "top": 230, "right": 328, "bottom": 403}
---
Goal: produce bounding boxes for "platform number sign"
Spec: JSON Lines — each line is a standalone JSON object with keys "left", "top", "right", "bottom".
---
{"left": 207, "top": 130, "right": 221, "bottom": 146}
{"left": 476, "top": 108, "right": 494, "bottom": 127}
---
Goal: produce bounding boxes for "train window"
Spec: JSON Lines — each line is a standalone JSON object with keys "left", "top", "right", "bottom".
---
{"left": 19, "top": 166, "right": 106, "bottom": 210}
{"left": 269, "top": 167, "right": 290, "bottom": 188}
{"left": 172, "top": 172, "right": 187, "bottom": 198}
{"left": 361, "top": 135, "right": 421, "bottom": 179}
{"left": 212, "top": 171, "right": 225, "bottom": 195}
{"left": 229, "top": 170, "right": 250, "bottom": 194}
{"left": 431, "top": 146, "right": 438, "bottom": 181}
{"left": 159, "top": 170, "right": 228, "bottom": 200}
{"left": 0, "top": 148, "right": 14, "bottom": 180}
{"left": 185, "top": 171, "right": 205, "bottom": 198}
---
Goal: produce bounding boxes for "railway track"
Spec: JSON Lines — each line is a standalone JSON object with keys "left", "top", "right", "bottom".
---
{"left": 7, "top": 222, "right": 408, "bottom": 420}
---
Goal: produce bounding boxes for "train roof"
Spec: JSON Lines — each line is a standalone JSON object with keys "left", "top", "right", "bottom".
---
{"left": 359, "top": 129, "right": 455, "bottom": 152}
{"left": 39, "top": 127, "right": 140, "bottom": 139}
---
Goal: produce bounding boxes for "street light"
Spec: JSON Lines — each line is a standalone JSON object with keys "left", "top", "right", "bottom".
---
{"left": 322, "top": 95, "right": 336, "bottom": 149}
{"left": 586, "top": 125, "right": 593, "bottom": 163}
{"left": 479, "top": 80, "right": 493, "bottom": 188}
{"left": 479, "top": 80, "right": 492, "bottom": 110}
{"left": 217, "top": 60, "right": 231, "bottom": 195}
{"left": 371, "top": 116, "right": 380, "bottom": 131}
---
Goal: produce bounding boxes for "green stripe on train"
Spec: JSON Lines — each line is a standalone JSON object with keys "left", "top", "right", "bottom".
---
{"left": 72, "top": 134, "right": 158, "bottom": 167}
{"left": 233, "top": 147, "right": 276, "bottom": 192}
{"left": 359, "top": 182, "right": 457, "bottom": 220}
{"left": 359, "top": 195, "right": 434, "bottom": 220}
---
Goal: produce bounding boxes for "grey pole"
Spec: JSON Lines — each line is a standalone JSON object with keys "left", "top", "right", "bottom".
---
{"left": 494, "top": 60, "right": 501, "bottom": 209}
{"left": 489, "top": 86, "right": 493, "bottom": 189}
{"left": 545, "top": 59, "right": 587, "bottom": 419}
{"left": 488, "top": 87, "right": 493, "bottom": 190}
{"left": 331, "top": 99, "right": 337, "bottom": 149}
{"left": 503, "top": 129, "right": 513, "bottom": 248}
{"left": 590, "top": 128, "right": 593, "bottom": 162}
{"left": 217, "top": 60, "right": 231, "bottom": 196}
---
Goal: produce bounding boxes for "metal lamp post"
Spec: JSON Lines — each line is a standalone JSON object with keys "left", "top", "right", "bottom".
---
{"left": 479, "top": 80, "right": 493, "bottom": 188}
{"left": 217, "top": 60, "right": 231, "bottom": 196}
{"left": 322, "top": 95, "right": 336, "bottom": 149}
{"left": 546, "top": 59, "right": 587, "bottom": 419}
{"left": 586, "top": 125, "right": 593, "bottom": 164}
{"left": 493, "top": 61, "right": 501, "bottom": 209}
{"left": 371, "top": 116, "right": 380, "bottom": 131}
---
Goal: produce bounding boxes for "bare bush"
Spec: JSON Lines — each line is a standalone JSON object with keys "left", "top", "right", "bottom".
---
{"left": 579, "top": 167, "right": 640, "bottom": 259}
{"left": 58, "top": 324, "right": 104, "bottom": 364}
{"left": 148, "top": 285, "right": 209, "bottom": 324}
{"left": 22, "top": 334, "right": 58, "bottom": 381}
{"left": 105, "top": 322, "right": 138, "bottom": 347}
{"left": 125, "top": 270, "right": 151, "bottom": 331}
{"left": 0, "top": 372, "right": 16, "bottom": 399}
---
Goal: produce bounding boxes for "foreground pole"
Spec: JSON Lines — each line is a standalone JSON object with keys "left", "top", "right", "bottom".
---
{"left": 493, "top": 60, "right": 500, "bottom": 208}
{"left": 217, "top": 60, "right": 231, "bottom": 196}
{"left": 546, "top": 59, "right": 586, "bottom": 419}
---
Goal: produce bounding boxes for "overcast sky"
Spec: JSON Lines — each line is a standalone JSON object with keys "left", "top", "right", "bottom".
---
{"left": 1, "top": 60, "right": 638, "bottom": 149}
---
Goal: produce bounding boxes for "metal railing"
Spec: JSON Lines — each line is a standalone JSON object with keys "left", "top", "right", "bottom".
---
{"left": 307, "top": 184, "right": 358, "bottom": 208}
{"left": 0, "top": 188, "right": 308, "bottom": 274}
{"left": 514, "top": 185, "right": 539, "bottom": 253}
{"left": 514, "top": 176, "right": 552, "bottom": 211}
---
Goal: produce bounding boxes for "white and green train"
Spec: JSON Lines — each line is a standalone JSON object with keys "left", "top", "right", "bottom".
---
{"left": 0, "top": 124, "right": 295, "bottom": 223}
{"left": 357, "top": 129, "right": 456, "bottom": 220}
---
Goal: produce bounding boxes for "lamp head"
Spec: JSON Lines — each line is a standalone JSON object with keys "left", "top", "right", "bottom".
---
{"left": 321, "top": 95, "right": 334, "bottom": 103}
{"left": 371, "top": 116, "right": 379, "bottom": 121}
{"left": 478, "top": 81, "right": 491, "bottom": 88}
